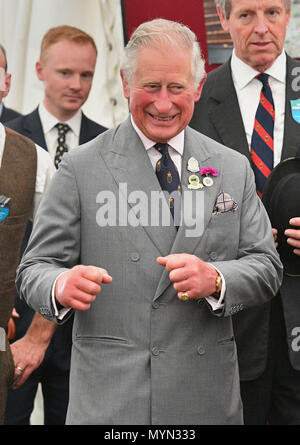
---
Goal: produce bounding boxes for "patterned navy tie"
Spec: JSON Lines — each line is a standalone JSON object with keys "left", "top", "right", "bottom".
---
{"left": 250, "top": 73, "right": 275, "bottom": 198}
{"left": 155, "top": 143, "right": 181, "bottom": 224}
{"left": 55, "top": 123, "right": 70, "bottom": 169}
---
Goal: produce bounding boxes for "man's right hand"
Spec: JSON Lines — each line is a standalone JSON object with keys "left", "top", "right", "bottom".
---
{"left": 55, "top": 265, "right": 112, "bottom": 311}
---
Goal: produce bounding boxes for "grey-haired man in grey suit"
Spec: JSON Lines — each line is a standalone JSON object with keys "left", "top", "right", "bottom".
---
{"left": 16, "top": 18, "right": 282, "bottom": 425}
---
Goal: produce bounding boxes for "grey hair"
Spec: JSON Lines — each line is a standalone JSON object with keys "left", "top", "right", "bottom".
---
{"left": 120, "top": 18, "right": 205, "bottom": 91}
{"left": 215, "top": 0, "right": 293, "bottom": 19}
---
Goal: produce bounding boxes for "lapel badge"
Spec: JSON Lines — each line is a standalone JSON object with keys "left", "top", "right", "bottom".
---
{"left": 187, "top": 157, "right": 200, "bottom": 173}
{"left": 203, "top": 177, "right": 214, "bottom": 187}
{"left": 290, "top": 99, "right": 300, "bottom": 124}
{"left": 188, "top": 174, "right": 204, "bottom": 190}
{"left": 200, "top": 167, "right": 219, "bottom": 188}
{"left": 0, "top": 195, "right": 11, "bottom": 222}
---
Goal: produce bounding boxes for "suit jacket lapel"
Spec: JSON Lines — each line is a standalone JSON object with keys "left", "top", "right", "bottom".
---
{"left": 207, "top": 60, "right": 250, "bottom": 160}
{"left": 281, "top": 55, "right": 300, "bottom": 160}
{"left": 23, "top": 108, "right": 48, "bottom": 150}
{"left": 79, "top": 113, "right": 91, "bottom": 145}
{"left": 101, "top": 118, "right": 177, "bottom": 257}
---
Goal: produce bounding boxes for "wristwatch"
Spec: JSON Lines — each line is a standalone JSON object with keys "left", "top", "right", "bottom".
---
{"left": 215, "top": 274, "right": 222, "bottom": 293}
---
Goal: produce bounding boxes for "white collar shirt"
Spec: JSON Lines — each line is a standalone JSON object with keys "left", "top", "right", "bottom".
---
{"left": 38, "top": 102, "right": 82, "bottom": 165}
{"left": 131, "top": 116, "right": 184, "bottom": 178}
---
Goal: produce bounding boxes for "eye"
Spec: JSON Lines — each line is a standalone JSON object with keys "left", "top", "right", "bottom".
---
{"left": 268, "top": 9, "right": 279, "bottom": 17}
{"left": 169, "top": 85, "right": 184, "bottom": 93}
{"left": 81, "top": 72, "right": 93, "bottom": 79}
{"left": 59, "top": 70, "right": 70, "bottom": 77}
{"left": 144, "top": 84, "right": 160, "bottom": 92}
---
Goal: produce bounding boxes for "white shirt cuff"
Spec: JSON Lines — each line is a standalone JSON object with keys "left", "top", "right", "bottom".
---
{"left": 51, "top": 274, "right": 72, "bottom": 320}
{"left": 205, "top": 267, "right": 226, "bottom": 311}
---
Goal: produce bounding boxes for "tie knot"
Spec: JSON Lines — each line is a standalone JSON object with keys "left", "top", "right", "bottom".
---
{"left": 256, "top": 73, "right": 269, "bottom": 87}
{"left": 154, "top": 143, "right": 169, "bottom": 155}
{"left": 56, "top": 123, "right": 70, "bottom": 135}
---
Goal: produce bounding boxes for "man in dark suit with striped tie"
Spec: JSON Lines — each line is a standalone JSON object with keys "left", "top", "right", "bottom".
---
{"left": 4, "top": 25, "right": 106, "bottom": 425}
{"left": 190, "top": 0, "right": 300, "bottom": 425}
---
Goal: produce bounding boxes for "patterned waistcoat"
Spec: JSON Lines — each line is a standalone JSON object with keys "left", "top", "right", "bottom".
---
{"left": 0, "top": 128, "right": 36, "bottom": 330}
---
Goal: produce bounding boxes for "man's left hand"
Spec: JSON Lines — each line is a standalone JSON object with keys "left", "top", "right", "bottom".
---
{"left": 11, "top": 335, "right": 48, "bottom": 389}
{"left": 157, "top": 253, "right": 218, "bottom": 300}
{"left": 285, "top": 217, "right": 300, "bottom": 256}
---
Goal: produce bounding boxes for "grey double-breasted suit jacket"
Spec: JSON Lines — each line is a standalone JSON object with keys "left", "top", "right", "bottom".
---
{"left": 16, "top": 117, "right": 282, "bottom": 424}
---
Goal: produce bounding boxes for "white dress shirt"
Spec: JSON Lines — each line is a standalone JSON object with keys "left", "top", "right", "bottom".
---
{"left": 38, "top": 102, "right": 82, "bottom": 164}
{"left": 0, "top": 122, "right": 55, "bottom": 219}
{"left": 231, "top": 49, "right": 286, "bottom": 167}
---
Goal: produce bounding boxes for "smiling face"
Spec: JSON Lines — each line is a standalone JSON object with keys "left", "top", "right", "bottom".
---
{"left": 121, "top": 44, "right": 202, "bottom": 143}
{"left": 36, "top": 39, "right": 97, "bottom": 121}
{"left": 217, "top": 0, "right": 290, "bottom": 72}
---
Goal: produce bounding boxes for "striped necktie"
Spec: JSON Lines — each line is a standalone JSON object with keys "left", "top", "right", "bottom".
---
{"left": 55, "top": 123, "right": 70, "bottom": 169}
{"left": 250, "top": 73, "right": 275, "bottom": 198}
{"left": 155, "top": 143, "right": 181, "bottom": 224}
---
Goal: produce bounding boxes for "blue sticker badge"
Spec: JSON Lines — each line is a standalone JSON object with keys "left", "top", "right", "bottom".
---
{"left": 290, "top": 99, "right": 300, "bottom": 124}
{"left": 0, "top": 206, "right": 9, "bottom": 222}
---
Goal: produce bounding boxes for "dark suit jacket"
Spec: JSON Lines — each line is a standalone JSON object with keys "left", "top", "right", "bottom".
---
{"left": 6, "top": 108, "right": 107, "bottom": 346}
{"left": 0, "top": 105, "right": 22, "bottom": 124}
{"left": 7, "top": 107, "right": 107, "bottom": 148}
{"left": 190, "top": 55, "right": 300, "bottom": 377}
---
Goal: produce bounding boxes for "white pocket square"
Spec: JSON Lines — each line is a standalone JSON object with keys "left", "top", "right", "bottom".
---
{"left": 213, "top": 192, "right": 238, "bottom": 215}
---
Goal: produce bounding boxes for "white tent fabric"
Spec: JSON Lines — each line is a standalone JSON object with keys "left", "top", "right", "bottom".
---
{"left": 0, "top": 0, "right": 129, "bottom": 128}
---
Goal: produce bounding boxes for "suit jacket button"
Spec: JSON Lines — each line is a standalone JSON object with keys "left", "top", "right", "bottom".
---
{"left": 131, "top": 253, "right": 140, "bottom": 262}
{"left": 152, "top": 302, "right": 160, "bottom": 309}
{"left": 197, "top": 346, "right": 205, "bottom": 356}
{"left": 210, "top": 252, "right": 218, "bottom": 260}
{"left": 152, "top": 347, "right": 160, "bottom": 356}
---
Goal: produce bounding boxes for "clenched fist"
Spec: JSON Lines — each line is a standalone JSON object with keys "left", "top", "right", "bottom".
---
{"left": 55, "top": 265, "right": 112, "bottom": 311}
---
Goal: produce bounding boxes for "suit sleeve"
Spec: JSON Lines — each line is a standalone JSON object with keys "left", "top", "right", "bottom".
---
{"left": 210, "top": 158, "right": 283, "bottom": 317}
{"left": 16, "top": 154, "right": 80, "bottom": 323}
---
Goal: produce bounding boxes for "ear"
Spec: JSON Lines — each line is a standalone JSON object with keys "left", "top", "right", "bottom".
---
{"left": 217, "top": 6, "right": 230, "bottom": 33}
{"left": 194, "top": 75, "right": 207, "bottom": 102}
{"left": 2, "top": 73, "right": 11, "bottom": 98}
{"left": 120, "top": 70, "right": 130, "bottom": 99}
{"left": 35, "top": 60, "right": 44, "bottom": 81}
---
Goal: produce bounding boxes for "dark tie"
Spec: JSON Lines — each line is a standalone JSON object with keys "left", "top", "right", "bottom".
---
{"left": 155, "top": 143, "right": 181, "bottom": 224}
{"left": 250, "top": 73, "right": 275, "bottom": 198}
{"left": 55, "top": 123, "right": 70, "bottom": 168}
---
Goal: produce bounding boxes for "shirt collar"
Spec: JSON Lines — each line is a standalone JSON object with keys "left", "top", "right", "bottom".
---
{"left": 38, "top": 102, "right": 82, "bottom": 136}
{"left": 130, "top": 115, "right": 184, "bottom": 156}
{"left": 231, "top": 49, "right": 286, "bottom": 90}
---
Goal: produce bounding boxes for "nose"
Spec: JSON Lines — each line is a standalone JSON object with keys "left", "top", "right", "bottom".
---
{"left": 254, "top": 14, "right": 269, "bottom": 35}
{"left": 154, "top": 88, "right": 173, "bottom": 113}
{"left": 69, "top": 74, "right": 81, "bottom": 90}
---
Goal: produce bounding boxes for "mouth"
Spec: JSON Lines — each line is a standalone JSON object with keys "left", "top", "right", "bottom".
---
{"left": 251, "top": 41, "right": 272, "bottom": 48}
{"left": 66, "top": 95, "right": 82, "bottom": 101}
{"left": 148, "top": 113, "right": 177, "bottom": 122}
